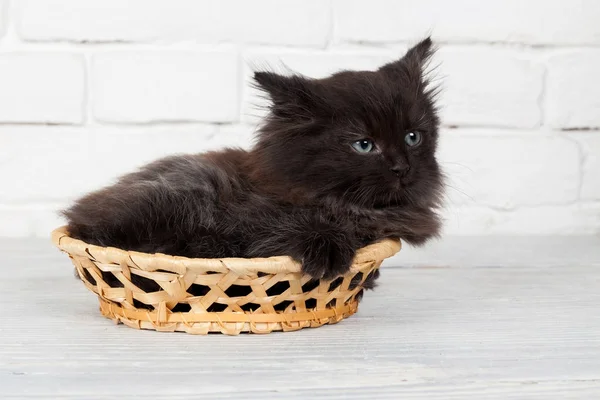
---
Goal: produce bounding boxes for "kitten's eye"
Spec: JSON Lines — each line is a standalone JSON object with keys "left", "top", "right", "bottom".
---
{"left": 351, "top": 139, "right": 375, "bottom": 153}
{"left": 404, "top": 132, "right": 422, "bottom": 147}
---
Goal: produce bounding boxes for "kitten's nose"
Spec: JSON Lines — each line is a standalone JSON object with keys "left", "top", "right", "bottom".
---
{"left": 390, "top": 164, "right": 409, "bottom": 175}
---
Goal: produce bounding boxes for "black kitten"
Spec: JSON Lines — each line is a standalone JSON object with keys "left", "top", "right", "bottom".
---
{"left": 63, "top": 37, "right": 444, "bottom": 282}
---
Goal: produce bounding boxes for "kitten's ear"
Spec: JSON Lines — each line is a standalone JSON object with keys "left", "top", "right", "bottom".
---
{"left": 403, "top": 36, "right": 434, "bottom": 66}
{"left": 254, "top": 72, "right": 300, "bottom": 102}
{"left": 253, "top": 71, "right": 321, "bottom": 119}
{"left": 379, "top": 37, "right": 435, "bottom": 83}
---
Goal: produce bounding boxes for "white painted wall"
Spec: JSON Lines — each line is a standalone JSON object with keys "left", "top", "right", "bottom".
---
{"left": 1, "top": 0, "right": 599, "bottom": 238}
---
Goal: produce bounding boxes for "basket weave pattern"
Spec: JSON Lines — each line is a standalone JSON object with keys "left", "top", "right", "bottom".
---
{"left": 52, "top": 227, "right": 401, "bottom": 335}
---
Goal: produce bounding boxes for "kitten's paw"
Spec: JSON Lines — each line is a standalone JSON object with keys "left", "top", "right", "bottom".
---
{"left": 377, "top": 207, "right": 442, "bottom": 245}
{"left": 301, "top": 235, "right": 355, "bottom": 281}
{"left": 400, "top": 214, "right": 442, "bottom": 246}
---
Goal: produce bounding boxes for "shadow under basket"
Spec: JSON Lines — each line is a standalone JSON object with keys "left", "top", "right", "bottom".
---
{"left": 51, "top": 226, "right": 401, "bottom": 335}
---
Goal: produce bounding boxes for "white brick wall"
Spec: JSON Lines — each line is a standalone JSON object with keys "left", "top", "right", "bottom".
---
{"left": 0, "top": 1, "right": 6, "bottom": 38}
{"left": 0, "top": 53, "right": 84, "bottom": 123}
{"left": 333, "top": 0, "right": 600, "bottom": 45}
{"left": 18, "top": 0, "right": 331, "bottom": 47}
{"left": 0, "top": 0, "right": 599, "bottom": 238}
{"left": 572, "top": 134, "right": 600, "bottom": 201}
{"left": 438, "top": 130, "right": 581, "bottom": 209}
{"left": 92, "top": 50, "right": 239, "bottom": 123}
{"left": 546, "top": 50, "right": 600, "bottom": 129}
{"left": 437, "top": 47, "right": 544, "bottom": 128}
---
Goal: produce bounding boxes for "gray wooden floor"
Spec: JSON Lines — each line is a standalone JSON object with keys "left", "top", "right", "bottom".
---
{"left": 1, "top": 239, "right": 600, "bottom": 399}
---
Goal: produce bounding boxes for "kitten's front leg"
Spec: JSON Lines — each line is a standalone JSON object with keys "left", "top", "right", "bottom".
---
{"left": 249, "top": 216, "right": 357, "bottom": 280}
{"left": 298, "top": 229, "right": 357, "bottom": 280}
{"left": 366, "top": 207, "right": 442, "bottom": 246}
{"left": 278, "top": 218, "right": 358, "bottom": 281}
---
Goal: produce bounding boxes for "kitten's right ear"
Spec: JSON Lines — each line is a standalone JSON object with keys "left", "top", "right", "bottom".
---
{"left": 253, "top": 71, "right": 321, "bottom": 118}
{"left": 379, "top": 36, "right": 435, "bottom": 84}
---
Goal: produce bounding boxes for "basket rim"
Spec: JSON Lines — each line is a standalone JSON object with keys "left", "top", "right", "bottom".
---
{"left": 51, "top": 226, "right": 401, "bottom": 275}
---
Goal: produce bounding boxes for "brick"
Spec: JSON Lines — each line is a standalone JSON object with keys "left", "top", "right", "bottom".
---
{"left": 333, "top": 0, "right": 436, "bottom": 44}
{"left": 570, "top": 134, "right": 600, "bottom": 200}
{"left": 333, "top": 0, "right": 600, "bottom": 45}
{"left": 0, "top": 125, "right": 217, "bottom": 203}
{"left": 546, "top": 50, "right": 600, "bottom": 129}
{"left": 437, "top": 47, "right": 544, "bottom": 128}
{"left": 91, "top": 51, "right": 239, "bottom": 123}
{"left": 444, "top": 204, "right": 600, "bottom": 235}
{"left": 437, "top": 130, "right": 580, "bottom": 209}
{"left": 0, "top": 127, "right": 91, "bottom": 203}
{"left": 18, "top": 0, "right": 330, "bottom": 47}
{"left": 0, "top": 0, "right": 6, "bottom": 39}
{"left": 0, "top": 53, "right": 84, "bottom": 123}
{"left": 241, "top": 48, "right": 397, "bottom": 122}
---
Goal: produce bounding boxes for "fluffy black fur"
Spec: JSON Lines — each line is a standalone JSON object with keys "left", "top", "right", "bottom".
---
{"left": 64, "top": 37, "right": 444, "bottom": 283}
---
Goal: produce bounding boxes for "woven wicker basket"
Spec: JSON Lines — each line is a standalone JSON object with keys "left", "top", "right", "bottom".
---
{"left": 51, "top": 226, "right": 401, "bottom": 335}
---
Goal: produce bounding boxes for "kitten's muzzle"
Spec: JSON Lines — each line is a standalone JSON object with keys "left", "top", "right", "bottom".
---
{"left": 389, "top": 163, "right": 410, "bottom": 176}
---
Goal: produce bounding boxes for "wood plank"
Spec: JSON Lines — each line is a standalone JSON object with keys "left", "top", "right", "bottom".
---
{"left": 0, "top": 240, "right": 599, "bottom": 398}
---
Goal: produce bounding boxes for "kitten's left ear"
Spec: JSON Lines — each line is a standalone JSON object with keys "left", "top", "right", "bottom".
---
{"left": 379, "top": 37, "right": 435, "bottom": 83}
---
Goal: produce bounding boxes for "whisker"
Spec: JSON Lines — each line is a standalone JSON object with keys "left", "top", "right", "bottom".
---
{"left": 440, "top": 162, "right": 475, "bottom": 172}
{"left": 444, "top": 184, "right": 475, "bottom": 202}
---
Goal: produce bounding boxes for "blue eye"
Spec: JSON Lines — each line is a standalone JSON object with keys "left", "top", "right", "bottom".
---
{"left": 404, "top": 132, "right": 422, "bottom": 147}
{"left": 352, "top": 139, "right": 375, "bottom": 153}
